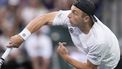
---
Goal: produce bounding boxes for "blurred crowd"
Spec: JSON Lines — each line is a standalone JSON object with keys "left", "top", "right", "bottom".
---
{"left": 0, "top": 0, "right": 122, "bottom": 69}
{"left": 0, "top": 0, "right": 75, "bottom": 69}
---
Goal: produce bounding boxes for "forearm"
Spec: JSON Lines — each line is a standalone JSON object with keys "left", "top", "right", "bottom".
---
{"left": 64, "top": 55, "right": 86, "bottom": 69}
{"left": 64, "top": 55, "right": 95, "bottom": 69}
{"left": 7, "top": 12, "right": 57, "bottom": 48}
{"left": 26, "top": 15, "right": 48, "bottom": 33}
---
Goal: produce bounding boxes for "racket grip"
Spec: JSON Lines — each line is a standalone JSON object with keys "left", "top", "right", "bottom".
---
{"left": 1, "top": 48, "right": 12, "bottom": 60}
{"left": 0, "top": 58, "right": 4, "bottom": 69}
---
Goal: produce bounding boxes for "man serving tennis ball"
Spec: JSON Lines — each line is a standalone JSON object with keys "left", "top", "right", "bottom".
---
{"left": 7, "top": 0, "right": 120, "bottom": 69}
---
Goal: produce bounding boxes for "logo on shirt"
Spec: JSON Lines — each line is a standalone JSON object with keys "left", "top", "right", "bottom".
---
{"left": 69, "top": 28, "right": 74, "bottom": 33}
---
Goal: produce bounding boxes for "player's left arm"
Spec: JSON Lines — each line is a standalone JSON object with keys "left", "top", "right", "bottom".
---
{"left": 64, "top": 55, "right": 97, "bottom": 69}
{"left": 57, "top": 42, "right": 97, "bottom": 69}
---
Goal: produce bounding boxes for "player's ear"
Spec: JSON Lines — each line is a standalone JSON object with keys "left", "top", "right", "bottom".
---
{"left": 83, "top": 16, "right": 90, "bottom": 23}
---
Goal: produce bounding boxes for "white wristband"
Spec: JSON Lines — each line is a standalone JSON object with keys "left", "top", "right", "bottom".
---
{"left": 18, "top": 28, "right": 31, "bottom": 40}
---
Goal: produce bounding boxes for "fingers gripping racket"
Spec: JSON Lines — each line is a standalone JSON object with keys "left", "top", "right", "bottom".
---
{"left": 0, "top": 48, "right": 12, "bottom": 69}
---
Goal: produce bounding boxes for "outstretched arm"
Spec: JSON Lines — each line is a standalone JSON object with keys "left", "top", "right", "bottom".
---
{"left": 7, "top": 12, "right": 58, "bottom": 48}
{"left": 26, "top": 12, "right": 58, "bottom": 33}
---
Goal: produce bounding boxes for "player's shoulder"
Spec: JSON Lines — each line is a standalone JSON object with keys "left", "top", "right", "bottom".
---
{"left": 56, "top": 10, "right": 71, "bottom": 17}
{"left": 52, "top": 10, "right": 71, "bottom": 25}
{"left": 58, "top": 10, "right": 71, "bottom": 14}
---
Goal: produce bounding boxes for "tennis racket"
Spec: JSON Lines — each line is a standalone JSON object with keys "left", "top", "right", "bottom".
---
{"left": 0, "top": 48, "right": 12, "bottom": 69}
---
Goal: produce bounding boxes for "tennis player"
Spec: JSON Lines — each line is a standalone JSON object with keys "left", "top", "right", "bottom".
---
{"left": 7, "top": 0, "right": 120, "bottom": 69}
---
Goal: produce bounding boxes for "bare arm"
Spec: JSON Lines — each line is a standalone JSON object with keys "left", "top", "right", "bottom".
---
{"left": 7, "top": 12, "right": 58, "bottom": 48}
{"left": 26, "top": 12, "right": 58, "bottom": 33}
{"left": 64, "top": 55, "right": 97, "bottom": 69}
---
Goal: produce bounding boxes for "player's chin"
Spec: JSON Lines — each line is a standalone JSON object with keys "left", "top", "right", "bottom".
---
{"left": 70, "top": 23, "right": 77, "bottom": 27}
{"left": 70, "top": 21, "right": 77, "bottom": 27}
{"left": 71, "top": 24, "right": 76, "bottom": 27}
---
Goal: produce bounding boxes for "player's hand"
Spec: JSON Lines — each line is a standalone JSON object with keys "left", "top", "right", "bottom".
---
{"left": 57, "top": 42, "right": 69, "bottom": 59}
{"left": 7, "top": 35, "right": 24, "bottom": 48}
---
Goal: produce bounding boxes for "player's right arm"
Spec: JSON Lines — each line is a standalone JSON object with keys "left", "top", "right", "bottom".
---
{"left": 26, "top": 12, "right": 58, "bottom": 33}
{"left": 7, "top": 12, "right": 58, "bottom": 48}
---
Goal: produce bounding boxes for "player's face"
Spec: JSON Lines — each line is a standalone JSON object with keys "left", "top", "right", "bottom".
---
{"left": 68, "top": 5, "right": 85, "bottom": 27}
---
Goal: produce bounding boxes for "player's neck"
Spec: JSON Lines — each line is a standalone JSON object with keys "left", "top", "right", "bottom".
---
{"left": 78, "top": 20, "right": 94, "bottom": 34}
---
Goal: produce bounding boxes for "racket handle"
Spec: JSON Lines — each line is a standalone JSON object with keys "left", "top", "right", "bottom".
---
{"left": 0, "top": 58, "right": 4, "bottom": 69}
{"left": 1, "top": 48, "right": 12, "bottom": 60}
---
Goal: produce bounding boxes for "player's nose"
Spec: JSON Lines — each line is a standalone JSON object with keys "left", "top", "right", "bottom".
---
{"left": 68, "top": 13, "right": 72, "bottom": 19}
